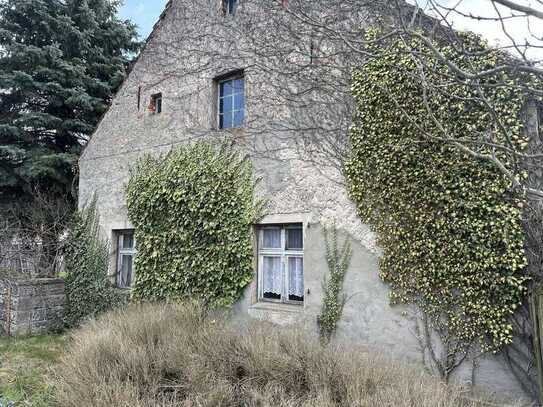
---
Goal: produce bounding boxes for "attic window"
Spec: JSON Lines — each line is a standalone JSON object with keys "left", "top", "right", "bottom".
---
{"left": 149, "top": 93, "right": 162, "bottom": 114}
{"left": 223, "top": 0, "right": 238, "bottom": 15}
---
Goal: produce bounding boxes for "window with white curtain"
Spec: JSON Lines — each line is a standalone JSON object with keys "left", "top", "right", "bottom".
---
{"left": 116, "top": 230, "right": 136, "bottom": 289}
{"left": 257, "top": 225, "right": 304, "bottom": 304}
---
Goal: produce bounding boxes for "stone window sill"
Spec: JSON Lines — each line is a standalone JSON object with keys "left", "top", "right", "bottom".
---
{"left": 249, "top": 301, "right": 303, "bottom": 314}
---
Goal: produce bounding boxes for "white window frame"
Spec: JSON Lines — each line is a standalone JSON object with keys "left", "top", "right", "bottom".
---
{"left": 116, "top": 230, "right": 137, "bottom": 289}
{"left": 217, "top": 74, "right": 245, "bottom": 129}
{"left": 257, "top": 225, "right": 304, "bottom": 305}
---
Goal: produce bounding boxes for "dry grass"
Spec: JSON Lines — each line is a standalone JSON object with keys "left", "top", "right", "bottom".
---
{"left": 54, "top": 303, "right": 518, "bottom": 407}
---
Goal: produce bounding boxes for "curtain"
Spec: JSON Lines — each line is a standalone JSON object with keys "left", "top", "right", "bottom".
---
{"left": 263, "top": 256, "right": 282, "bottom": 297}
{"left": 288, "top": 257, "right": 304, "bottom": 299}
{"left": 286, "top": 228, "right": 303, "bottom": 250}
{"left": 263, "top": 229, "right": 281, "bottom": 248}
{"left": 120, "top": 254, "right": 133, "bottom": 287}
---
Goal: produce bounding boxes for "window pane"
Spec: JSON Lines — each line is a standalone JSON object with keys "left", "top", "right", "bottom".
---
{"left": 286, "top": 228, "right": 303, "bottom": 250}
{"left": 233, "top": 109, "right": 244, "bottom": 127}
{"left": 222, "top": 113, "right": 233, "bottom": 129}
{"left": 233, "top": 78, "right": 244, "bottom": 94}
{"left": 288, "top": 257, "right": 304, "bottom": 302}
{"left": 221, "top": 95, "right": 233, "bottom": 114}
{"left": 234, "top": 92, "right": 244, "bottom": 110}
{"left": 262, "top": 228, "right": 281, "bottom": 249}
{"left": 263, "top": 256, "right": 281, "bottom": 300}
{"left": 220, "top": 80, "right": 233, "bottom": 97}
{"left": 122, "top": 233, "right": 134, "bottom": 249}
{"left": 156, "top": 97, "right": 162, "bottom": 114}
{"left": 120, "top": 254, "right": 133, "bottom": 287}
{"left": 228, "top": 0, "right": 237, "bottom": 14}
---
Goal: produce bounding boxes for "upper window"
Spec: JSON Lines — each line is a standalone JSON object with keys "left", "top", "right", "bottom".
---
{"left": 223, "top": 0, "right": 238, "bottom": 15}
{"left": 149, "top": 93, "right": 162, "bottom": 114}
{"left": 116, "top": 230, "right": 136, "bottom": 288}
{"left": 257, "top": 225, "right": 304, "bottom": 304}
{"left": 218, "top": 76, "right": 245, "bottom": 129}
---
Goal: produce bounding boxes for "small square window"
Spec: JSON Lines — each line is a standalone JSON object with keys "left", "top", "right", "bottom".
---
{"left": 218, "top": 75, "right": 244, "bottom": 129}
{"left": 223, "top": 0, "right": 238, "bottom": 15}
{"left": 150, "top": 93, "right": 162, "bottom": 114}
{"left": 258, "top": 225, "right": 304, "bottom": 304}
{"left": 116, "top": 230, "right": 137, "bottom": 288}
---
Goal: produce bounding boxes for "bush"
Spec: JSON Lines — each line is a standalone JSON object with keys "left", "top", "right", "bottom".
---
{"left": 126, "top": 143, "right": 262, "bottom": 306}
{"left": 63, "top": 197, "right": 124, "bottom": 328}
{"left": 53, "top": 302, "right": 512, "bottom": 407}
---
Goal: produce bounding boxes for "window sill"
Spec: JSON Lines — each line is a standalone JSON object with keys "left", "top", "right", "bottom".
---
{"left": 249, "top": 301, "right": 303, "bottom": 314}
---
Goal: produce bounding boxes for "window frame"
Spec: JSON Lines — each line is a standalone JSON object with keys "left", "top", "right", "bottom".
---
{"left": 116, "top": 230, "right": 137, "bottom": 289}
{"left": 217, "top": 74, "right": 245, "bottom": 130}
{"left": 257, "top": 224, "right": 304, "bottom": 305}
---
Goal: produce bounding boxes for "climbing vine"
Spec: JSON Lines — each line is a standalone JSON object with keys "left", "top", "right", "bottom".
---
{"left": 317, "top": 224, "right": 352, "bottom": 344}
{"left": 126, "top": 143, "right": 262, "bottom": 306}
{"left": 64, "top": 196, "right": 125, "bottom": 328}
{"left": 345, "top": 30, "right": 531, "bottom": 353}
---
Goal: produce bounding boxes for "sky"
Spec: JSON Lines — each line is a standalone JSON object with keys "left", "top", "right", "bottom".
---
{"left": 413, "top": 0, "right": 543, "bottom": 61}
{"left": 118, "top": 0, "right": 169, "bottom": 40}
{"left": 118, "top": 0, "right": 543, "bottom": 60}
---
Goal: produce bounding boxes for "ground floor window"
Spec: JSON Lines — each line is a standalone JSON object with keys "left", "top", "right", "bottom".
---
{"left": 257, "top": 224, "right": 304, "bottom": 304}
{"left": 115, "top": 230, "right": 136, "bottom": 288}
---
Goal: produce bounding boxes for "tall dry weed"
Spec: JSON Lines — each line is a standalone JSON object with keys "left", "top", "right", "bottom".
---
{"left": 54, "top": 303, "right": 521, "bottom": 407}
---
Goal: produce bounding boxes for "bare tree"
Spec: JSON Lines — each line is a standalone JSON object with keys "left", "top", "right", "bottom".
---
{"left": 0, "top": 191, "right": 71, "bottom": 278}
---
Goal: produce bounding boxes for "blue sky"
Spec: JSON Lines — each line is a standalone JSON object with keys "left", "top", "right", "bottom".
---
{"left": 118, "top": 0, "right": 169, "bottom": 39}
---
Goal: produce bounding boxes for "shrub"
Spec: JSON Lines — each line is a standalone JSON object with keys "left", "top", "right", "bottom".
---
{"left": 126, "top": 143, "right": 262, "bottom": 306}
{"left": 345, "top": 30, "right": 529, "bottom": 353}
{"left": 63, "top": 197, "right": 124, "bottom": 328}
{"left": 53, "top": 302, "right": 515, "bottom": 407}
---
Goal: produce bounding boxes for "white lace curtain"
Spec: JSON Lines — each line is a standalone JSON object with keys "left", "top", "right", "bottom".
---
{"left": 288, "top": 257, "right": 304, "bottom": 298}
{"left": 263, "top": 229, "right": 281, "bottom": 248}
{"left": 263, "top": 256, "right": 304, "bottom": 299}
{"left": 263, "top": 256, "right": 282, "bottom": 295}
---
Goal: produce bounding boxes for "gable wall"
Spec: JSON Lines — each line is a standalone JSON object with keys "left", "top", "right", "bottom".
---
{"left": 79, "top": 0, "right": 525, "bottom": 399}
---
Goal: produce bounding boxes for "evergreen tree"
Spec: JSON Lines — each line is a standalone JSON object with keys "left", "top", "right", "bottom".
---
{"left": 0, "top": 0, "right": 139, "bottom": 204}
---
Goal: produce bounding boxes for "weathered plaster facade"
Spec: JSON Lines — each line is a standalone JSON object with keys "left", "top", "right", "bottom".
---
{"left": 79, "top": 0, "right": 523, "bottom": 399}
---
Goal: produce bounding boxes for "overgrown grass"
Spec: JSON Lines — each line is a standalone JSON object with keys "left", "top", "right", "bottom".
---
{"left": 0, "top": 335, "right": 65, "bottom": 406}
{"left": 54, "top": 303, "right": 519, "bottom": 407}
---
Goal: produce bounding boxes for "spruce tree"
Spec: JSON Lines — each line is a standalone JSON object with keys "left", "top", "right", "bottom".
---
{"left": 0, "top": 0, "right": 139, "bottom": 204}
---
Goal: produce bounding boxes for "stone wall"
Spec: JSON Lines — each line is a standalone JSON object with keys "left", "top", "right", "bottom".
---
{"left": 0, "top": 278, "right": 65, "bottom": 336}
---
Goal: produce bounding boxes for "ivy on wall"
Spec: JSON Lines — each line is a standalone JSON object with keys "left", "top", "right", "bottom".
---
{"left": 345, "top": 30, "right": 530, "bottom": 352}
{"left": 64, "top": 196, "right": 125, "bottom": 328}
{"left": 126, "top": 143, "right": 262, "bottom": 306}
{"left": 317, "top": 224, "right": 352, "bottom": 344}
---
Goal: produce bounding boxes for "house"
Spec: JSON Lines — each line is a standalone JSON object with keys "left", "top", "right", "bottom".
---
{"left": 78, "top": 0, "right": 525, "bottom": 398}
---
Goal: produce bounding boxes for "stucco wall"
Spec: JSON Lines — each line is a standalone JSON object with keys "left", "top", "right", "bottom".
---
{"left": 78, "top": 0, "right": 524, "bottom": 400}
